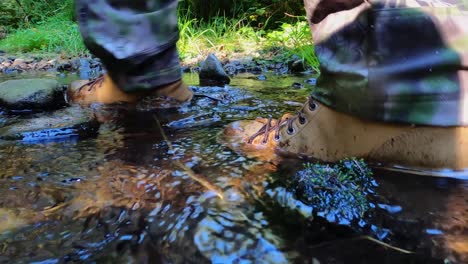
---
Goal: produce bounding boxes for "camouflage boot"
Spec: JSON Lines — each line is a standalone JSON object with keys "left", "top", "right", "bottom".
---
{"left": 67, "top": 74, "right": 193, "bottom": 106}
{"left": 222, "top": 97, "right": 468, "bottom": 171}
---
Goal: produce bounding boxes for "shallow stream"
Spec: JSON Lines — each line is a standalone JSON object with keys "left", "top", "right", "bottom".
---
{"left": 0, "top": 72, "right": 466, "bottom": 263}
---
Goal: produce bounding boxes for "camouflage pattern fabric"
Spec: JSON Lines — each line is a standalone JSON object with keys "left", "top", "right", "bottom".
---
{"left": 75, "top": 0, "right": 181, "bottom": 92}
{"left": 76, "top": 0, "right": 468, "bottom": 126}
{"left": 304, "top": 0, "right": 468, "bottom": 126}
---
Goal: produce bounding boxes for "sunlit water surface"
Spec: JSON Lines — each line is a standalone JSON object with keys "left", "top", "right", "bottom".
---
{"left": 0, "top": 72, "right": 466, "bottom": 263}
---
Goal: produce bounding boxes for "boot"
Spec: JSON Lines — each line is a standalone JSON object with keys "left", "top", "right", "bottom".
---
{"left": 222, "top": 97, "right": 468, "bottom": 171}
{"left": 67, "top": 74, "right": 193, "bottom": 106}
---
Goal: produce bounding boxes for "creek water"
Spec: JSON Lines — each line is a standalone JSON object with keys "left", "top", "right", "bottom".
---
{"left": 0, "top": 72, "right": 466, "bottom": 263}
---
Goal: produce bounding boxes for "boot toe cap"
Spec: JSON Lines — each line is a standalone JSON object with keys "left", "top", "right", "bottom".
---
{"left": 66, "top": 80, "right": 89, "bottom": 103}
{"left": 222, "top": 120, "right": 265, "bottom": 144}
{"left": 220, "top": 119, "right": 279, "bottom": 162}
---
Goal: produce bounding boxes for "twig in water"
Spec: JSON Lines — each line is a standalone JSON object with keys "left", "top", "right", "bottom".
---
{"left": 194, "top": 94, "right": 226, "bottom": 103}
{"left": 153, "top": 115, "right": 224, "bottom": 199}
{"left": 308, "top": 235, "right": 413, "bottom": 254}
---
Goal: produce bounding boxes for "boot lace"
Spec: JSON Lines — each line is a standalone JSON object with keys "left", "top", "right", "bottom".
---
{"left": 247, "top": 97, "right": 317, "bottom": 144}
{"left": 78, "top": 75, "right": 105, "bottom": 92}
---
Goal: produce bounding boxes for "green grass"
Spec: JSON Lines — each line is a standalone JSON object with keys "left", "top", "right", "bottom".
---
{"left": 0, "top": 13, "right": 87, "bottom": 56}
{"left": 0, "top": 12, "right": 320, "bottom": 71}
{"left": 177, "top": 14, "right": 262, "bottom": 60}
{"left": 178, "top": 15, "right": 319, "bottom": 71}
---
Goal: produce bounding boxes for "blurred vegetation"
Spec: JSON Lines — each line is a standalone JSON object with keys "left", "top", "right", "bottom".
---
{"left": 0, "top": 13, "right": 85, "bottom": 55}
{"left": 0, "top": 0, "right": 319, "bottom": 70}
{"left": 178, "top": 0, "right": 305, "bottom": 28}
{"left": 0, "top": 0, "right": 74, "bottom": 30}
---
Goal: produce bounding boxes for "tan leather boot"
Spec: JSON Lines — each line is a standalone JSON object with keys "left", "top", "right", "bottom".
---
{"left": 67, "top": 74, "right": 193, "bottom": 106}
{"left": 222, "top": 97, "right": 468, "bottom": 171}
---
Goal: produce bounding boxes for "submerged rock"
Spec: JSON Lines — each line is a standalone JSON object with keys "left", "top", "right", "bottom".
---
{"left": 0, "top": 79, "right": 66, "bottom": 110}
{"left": 0, "top": 106, "right": 99, "bottom": 142}
{"left": 199, "top": 54, "right": 231, "bottom": 86}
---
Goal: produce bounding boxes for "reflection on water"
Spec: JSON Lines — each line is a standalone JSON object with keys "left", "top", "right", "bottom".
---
{"left": 0, "top": 72, "right": 466, "bottom": 263}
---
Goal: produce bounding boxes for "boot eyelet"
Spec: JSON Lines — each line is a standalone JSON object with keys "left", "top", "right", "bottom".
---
{"left": 309, "top": 102, "right": 317, "bottom": 111}
{"left": 274, "top": 135, "right": 281, "bottom": 141}
{"left": 299, "top": 117, "right": 306, "bottom": 125}
{"left": 287, "top": 127, "right": 296, "bottom": 135}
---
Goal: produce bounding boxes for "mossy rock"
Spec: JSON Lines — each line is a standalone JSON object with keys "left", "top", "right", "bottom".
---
{"left": 0, "top": 106, "right": 99, "bottom": 142}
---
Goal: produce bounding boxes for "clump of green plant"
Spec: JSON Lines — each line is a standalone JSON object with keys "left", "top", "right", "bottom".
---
{"left": 177, "top": 12, "right": 261, "bottom": 60}
{"left": 177, "top": 12, "right": 320, "bottom": 71}
{"left": 293, "top": 159, "right": 377, "bottom": 223}
{"left": 265, "top": 21, "right": 320, "bottom": 72}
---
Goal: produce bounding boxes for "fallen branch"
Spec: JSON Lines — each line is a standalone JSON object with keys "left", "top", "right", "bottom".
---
{"left": 153, "top": 115, "right": 224, "bottom": 200}
{"left": 308, "top": 235, "right": 413, "bottom": 254}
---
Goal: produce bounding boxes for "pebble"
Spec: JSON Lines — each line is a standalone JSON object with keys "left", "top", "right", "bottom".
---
{"left": 292, "top": 82, "right": 304, "bottom": 89}
{"left": 257, "top": 75, "right": 267, "bottom": 81}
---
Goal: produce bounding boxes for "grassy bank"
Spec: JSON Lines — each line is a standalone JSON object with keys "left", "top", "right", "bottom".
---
{"left": 0, "top": 13, "right": 86, "bottom": 56}
{"left": 0, "top": 12, "right": 319, "bottom": 71}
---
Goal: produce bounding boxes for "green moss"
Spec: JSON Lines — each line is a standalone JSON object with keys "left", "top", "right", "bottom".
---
{"left": 293, "top": 159, "right": 377, "bottom": 222}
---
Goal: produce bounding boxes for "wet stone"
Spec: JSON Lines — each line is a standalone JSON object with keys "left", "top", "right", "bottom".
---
{"left": 0, "top": 106, "right": 99, "bottom": 142}
{"left": 0, "top": 79, "right": 65, "bottom": 110}
{"left": 250, "top": 66, "right": 263, "bottom": 74}
{"left": 289, "top": 59, "right": 306, "bottom": 73}
{"left": 305, "top": 78, "right": 317, "bottom": 86}
{"left": 292, "top": 82, "right": 304, "bottom": 89}
{"left": 2, "top": 68, "right": 19, "bottom": 75}
{"left": 56, "top": 62, "right": 73, "bottom": 72}
{"left": 199, "top": 54, "right": 231, "bottom": 86}
{"left": 12, "top": 59, "right": 25, "bottom": 67}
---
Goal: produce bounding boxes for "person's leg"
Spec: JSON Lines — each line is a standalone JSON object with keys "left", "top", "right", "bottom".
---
{"left": 222, "top": 0, "right": 468, "bottom": 171}
{"left": 308, "top": 0, "right": 468, "bottom": 126}
{"left": 68, "top": 0, "right": 192, "bottom": 105}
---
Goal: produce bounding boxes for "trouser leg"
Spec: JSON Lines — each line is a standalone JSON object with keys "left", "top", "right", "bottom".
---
{"left": 304, "top": 0, "right": 468, "bottom": 126}
{"left": 75, "top": 0, "right": 182, "bottom": 93}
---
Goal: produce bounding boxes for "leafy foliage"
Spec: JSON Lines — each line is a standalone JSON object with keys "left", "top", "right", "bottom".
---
{"left": 0, "top": 0, "right": 74, "bottom": 30}
{"left": 265, "top": 21, "right": 320, "bottom": 72}
{"left": 178, "top": 0, "right": 305, "bottom": 28}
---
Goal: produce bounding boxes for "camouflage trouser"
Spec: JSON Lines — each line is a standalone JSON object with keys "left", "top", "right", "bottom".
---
{"left": 305, "top": 0, "right": 468, "bottom": 126}
{"left": 75, "top": 0, "right": 181, "bottom": 92}
{"left": 76, "top": 0, "right": 468, "bottom": 126}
